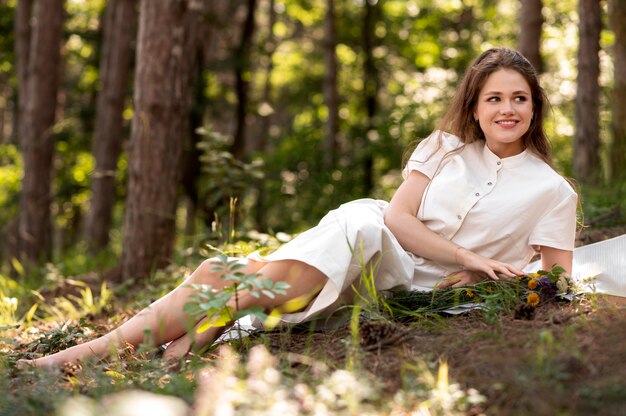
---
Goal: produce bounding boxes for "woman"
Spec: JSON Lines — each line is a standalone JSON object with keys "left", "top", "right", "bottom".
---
{"left": 18, "top": 47, "right": 577, "bottom": 368}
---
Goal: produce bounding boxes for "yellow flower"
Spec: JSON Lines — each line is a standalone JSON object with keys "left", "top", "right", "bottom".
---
{"left": 530, "top": 272, "right": 541, "bottom": 278}
{"left": 527, "top": 292, "right": 540, "bottom": 307}
{"left": 528, "top": 279, "right": 538, "bottom": 290}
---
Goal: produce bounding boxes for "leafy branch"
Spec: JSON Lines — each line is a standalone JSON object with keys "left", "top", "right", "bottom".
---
{"left": 182, "top": 254, "right": 290, "bottom": 334}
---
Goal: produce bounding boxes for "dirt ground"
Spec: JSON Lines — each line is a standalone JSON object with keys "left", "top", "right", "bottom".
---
{"left": 7, "top": 226, "right": 626, "bottom": 415}
{"left": 262, "top": 297, "right": 626, "bottom": 415}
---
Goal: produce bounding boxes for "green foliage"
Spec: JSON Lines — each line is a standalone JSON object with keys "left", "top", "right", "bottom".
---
{"left": 37, "top": 280, "right": 113, "bottom": 322}
{"left": 22, "top": 319, "right": 90, "bottom": 358}
{"left": 388, "top": 266, "right": 574, "bottom": 323}
{"left": 196, "top": 128, "right": 264, "bottom": 234}
{"left": 183, "top": 254, "right": 290, "bottom": 333}
{"left": 0, "top": 144, "right": 22, "bottom": 228}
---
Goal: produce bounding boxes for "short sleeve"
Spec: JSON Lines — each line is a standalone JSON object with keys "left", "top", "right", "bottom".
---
{"left": 529, "top": 183, "right": 578, "bottom": 251}
{"left": 402, "top": 131, "right": 463, "bottom": 179}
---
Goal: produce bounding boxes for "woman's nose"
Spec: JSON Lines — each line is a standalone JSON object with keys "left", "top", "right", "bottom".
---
{"left": 499, "top": 100, "right": 514, "bottom": 114}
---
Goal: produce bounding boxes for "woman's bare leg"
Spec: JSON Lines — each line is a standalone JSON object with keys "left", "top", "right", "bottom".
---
{"left": 163, "top": 260, "right": 327, "bottom": 361}
{"left": 17, "top": 257, "right": 266, "bottom": 368}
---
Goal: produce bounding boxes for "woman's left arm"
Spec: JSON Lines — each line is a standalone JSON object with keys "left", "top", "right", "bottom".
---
{"left": 540, "top": 246, "right": 573, "bottom": 274}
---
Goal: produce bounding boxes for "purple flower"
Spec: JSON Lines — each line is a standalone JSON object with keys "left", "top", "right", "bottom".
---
{"left": 538, "top": 276, "right": 556, "bottom": 300}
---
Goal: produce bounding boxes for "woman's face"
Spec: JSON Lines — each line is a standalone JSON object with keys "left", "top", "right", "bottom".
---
{"left": 474, "top": 68, "right": 533, "bottom": 158}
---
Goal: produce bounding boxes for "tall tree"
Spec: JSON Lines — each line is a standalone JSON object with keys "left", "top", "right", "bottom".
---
{"left": 232, "top": 0, "right": 257, "bottom": 160}
{"left": 361, "top": 0, "right": 380, "bottom": 195}
{"left": 85, "top": 0, "right": 137, "bottom": 253}
{"left": 608, "top": 0, "right": 626, "bottom": 181}
{"left": 4, "top": 0, "right": 33, "bottom": 264}
{"left": 120, "top": 0, "right": 200, "bottom": 281}
{"left": 252, "top": 0, "right": 275, "bottom": 155}
{"left": 517, "top": 0, "right": 543, "bottom": 72}
{"left": 323, "top": 0, "right": 339, "bottom": 168}
{"left": 17, "top": 0, "right": 64, "bottom": 265}
{"left": 574, "top": 0, "right": 602, "bottom": 183}
{"left": 14, "top": 0, "right": 32, "bottom": 140}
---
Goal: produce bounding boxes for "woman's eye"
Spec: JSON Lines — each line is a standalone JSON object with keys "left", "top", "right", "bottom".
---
{"left": 487, "top": 96, "right": 499, "bottom": 102}
{"left": 515, "top": 96, "right": 528, "bottom": 102}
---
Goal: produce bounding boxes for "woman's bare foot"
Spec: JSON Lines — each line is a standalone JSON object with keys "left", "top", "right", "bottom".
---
{"left": 16, "top": 336, "right": 115, "bottom": 369}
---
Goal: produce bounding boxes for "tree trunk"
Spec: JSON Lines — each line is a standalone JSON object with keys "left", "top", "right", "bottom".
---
{"left": 15, "top": 0, "right": 33, "bottom": 138}
{"left": 232, "top": 0, "right": 257, "bottom": 160}
{"left": 17, "top": 0, "right": 64, "bottom": 265}
{"left": 5, "top": 0, "right": 33, "bottom": 265}
{"left": 574, "top": 0, "right": 601, "bottom": 183}
{"left": 86, "top": 0, "right": 137, "bottom": 253}
{"left": 323, "top": 0, "right": 339, "bottom": 168}
{"left": 517, "top": 0, "right": 543, "bottom": 73}
{"left": 362, "top": 0, "right": 379, "bottom": 195}
{"left": 252, "top": 0, "right": 276, "bottom": 231}
{"left": 609, "top": 0, "right": 626, "bottom": 181}
{"left": 181, "top": 52, "right": 207, "bottom": 237}
{"left": 252, "top": 0, "right": 275, "bottom": 155}
{"left": 120, "top": 0, "right": 200, "bottom": 281}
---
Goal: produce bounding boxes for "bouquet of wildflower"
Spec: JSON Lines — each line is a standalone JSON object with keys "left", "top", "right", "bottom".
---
{"left": 387, "top": 265, "right": 574, "bottom": 320}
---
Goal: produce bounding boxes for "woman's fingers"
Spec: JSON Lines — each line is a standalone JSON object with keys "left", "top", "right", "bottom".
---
{"left": 439, "top": 270, "right": 485, "bottom": 288}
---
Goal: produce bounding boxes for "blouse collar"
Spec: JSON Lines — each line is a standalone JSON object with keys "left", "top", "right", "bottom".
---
{"left": 481, "top": 141, "right": 529, "bottom": 169}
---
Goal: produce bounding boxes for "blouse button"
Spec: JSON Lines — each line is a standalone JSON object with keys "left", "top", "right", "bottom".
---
{"left": 497, "top": 161, "right": 502, "bottom": 165}
{"left": 487, "top": 181, "right": 493, "bottom": 186}
{"left": 475, "top": 192, "right": 480, "bottom": 197}
{"left": 457, "top": 215, "right": 462, "bottom": 220}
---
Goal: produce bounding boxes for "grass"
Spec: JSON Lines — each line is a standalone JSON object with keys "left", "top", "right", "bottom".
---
{"left": 1, "top": 239, "right": 626, "bottom": 415}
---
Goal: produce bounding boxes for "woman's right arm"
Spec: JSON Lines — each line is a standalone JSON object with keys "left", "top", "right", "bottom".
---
{"left": 384, "top": 170, "right": 523, "bottom": 281}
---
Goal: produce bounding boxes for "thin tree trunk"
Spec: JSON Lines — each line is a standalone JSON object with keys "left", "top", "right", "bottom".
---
{"left": 252, "top": 0, "right": 276, "bottom": 231}
{"left": 323, "top": 0, "right": 339, "bottom": 168}
{"left": 120, "top": 0, "right": 200, "bottom": 281}
{"left": 517, "top": 0, "right": 543, "bottom": 73}
{"left": 362, "top": 0, "right": 379, "bottom": 195}
{"left": 4, "top": 0, "right": 33, "bottom": 266}
{"left": 181, "top": 53, "right": 206, "bottom": 237}
{"left": 86, "top": 0, "right": 137, "bottom": 253}
{"left": 609, "top": 0, "right": 626, "bottom": 181}
{"left": 573, "top": 0, "right": 601, "bottom": 183}
{"left": 17, "top": 0, "right": 64, "bottom": 265}
{"left": 15, "top": 0, "right": 33, "bottom": 138}
{"left": 232, "top": 0, "right": 257, "bottom": 160}
{"left": 253, "top": 0, "right": 275, "bottom": 155}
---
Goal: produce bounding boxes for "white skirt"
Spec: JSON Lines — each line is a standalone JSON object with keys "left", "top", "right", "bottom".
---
{"left": 247, "top": 198, "right": 418, "bottom": 324}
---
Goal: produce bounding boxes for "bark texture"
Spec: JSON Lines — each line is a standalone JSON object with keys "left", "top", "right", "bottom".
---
{"left": 86, "top": 0, "right": 137, "bottom": 252}
{"left": 120, "top": 0, "right": 200, "bottom": 280}
{"left": 17, "top": 0, "right": 64, "bottom": 264}
{"left": 232, "top": 0, "right": 257, "bottom": 160}
{"left": 517, "top": 0, "right": 543, "bottom": 73}
{"left": 573, "top": 0, "right": 602, "bottom": 183}
{"left": 362, "top": 0, "right": 379, "bottom": 195}
{"left": 323, "top": 0, "right": 339, "bottom": 168}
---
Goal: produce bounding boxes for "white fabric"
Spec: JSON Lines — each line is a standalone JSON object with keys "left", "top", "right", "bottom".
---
{"left": 526, "top": 233, "right": 626, "bottom": 298}
{"left": 248, "top": 199, "right": 415, "bottom": 323}
{"left": 248, "top": 131, "right": 578, "bottom": 324}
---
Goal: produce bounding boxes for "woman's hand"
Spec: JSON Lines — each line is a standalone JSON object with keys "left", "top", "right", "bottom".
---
{"left": 455, "top": 247, "right": 524, "bottom": 281}
{"left": 438, "top": 270, "right": 486, "bottom": 289}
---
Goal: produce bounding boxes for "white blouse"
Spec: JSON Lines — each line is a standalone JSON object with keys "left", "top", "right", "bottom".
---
{"left": 403, "top": 131, "right": 578, "bottom": 290}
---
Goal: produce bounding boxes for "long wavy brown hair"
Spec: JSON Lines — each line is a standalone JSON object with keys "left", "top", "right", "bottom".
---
{"left": 436, "top": 47, "right": 552, "bottom": 165}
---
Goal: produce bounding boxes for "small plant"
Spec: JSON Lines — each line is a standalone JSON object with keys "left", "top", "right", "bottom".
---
{"left": 37, "top": 280, "right": 113, "bottom": 321}
{"left": 388, "top": 265, "right": 577, "bottom": 322}
{"left": 183, "top": 254, "right": 290, "bottom": 339}
{"left": 22, "top": 318, "right": 91, "bottom": 357}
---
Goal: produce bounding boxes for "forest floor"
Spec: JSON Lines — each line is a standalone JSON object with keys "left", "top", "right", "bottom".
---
{"left": 2, "top": 227, "right": 626, "bottom": 415}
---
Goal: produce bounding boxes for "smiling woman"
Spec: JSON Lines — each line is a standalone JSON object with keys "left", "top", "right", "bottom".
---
{"left": 17, "top": 47, "right": 578, "bottom": 370}
{"left": 474, "top": 69, "right": 534, "bottom": 157}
